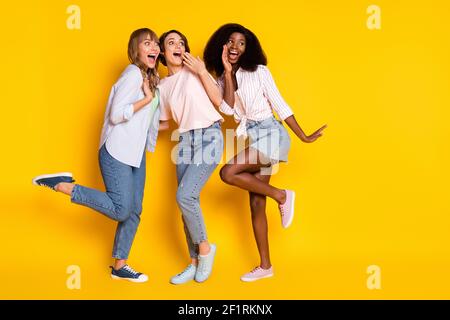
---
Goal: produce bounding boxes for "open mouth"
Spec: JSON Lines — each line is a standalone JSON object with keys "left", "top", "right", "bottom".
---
{"left": 228, "top": 50, "right": 239, "bottom": 60}
{"left": 173, "top": 52, "right": 182, "bottom": 58}
{"left": 147, "top": 54, "right": 158, "bottom": 64}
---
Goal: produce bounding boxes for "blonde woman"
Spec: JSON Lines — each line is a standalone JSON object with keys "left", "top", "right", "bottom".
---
{"left": 32, "top": 28, "right": 163, "bottom": 283}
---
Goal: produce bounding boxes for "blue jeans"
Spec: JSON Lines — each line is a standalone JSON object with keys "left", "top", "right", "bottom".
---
{"left": 71, "top": 144, "right": 146, "bottom": 260}
{"left": 176, "top": 121, "right": 223, "bottom": 258}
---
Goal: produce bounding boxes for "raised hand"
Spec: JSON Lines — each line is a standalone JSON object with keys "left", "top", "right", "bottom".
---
{"left": 142, "top": 77, "right": 153, "bottom": 100}
{"left": 222, "top": 45, "right": 232, "bottom": 74}
{"left": 183, "top": 52, "right": 208, "bottom": 76}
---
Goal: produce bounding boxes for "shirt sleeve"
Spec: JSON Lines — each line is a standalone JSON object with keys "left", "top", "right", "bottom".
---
{"left": 109, "top": 69, "right": 142, "bottom": 125}
{"left": 217, "top": 75, "right": 235, "bottom": 116}
{"left": 158, "top": 86, "right": 172, "bottom": 121}
{"left": 260, "top": 65, "right": 294, "bottom": 120}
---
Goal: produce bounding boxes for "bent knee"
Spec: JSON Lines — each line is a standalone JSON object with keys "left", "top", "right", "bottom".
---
{"left": 115, "top": 205, "right": 133, "bottom": 222}
{"left": 250, "top": 194, "right": 266, "bottom": 211}
{"left": 220, "top": 165, "right": 235, "bottom": 184}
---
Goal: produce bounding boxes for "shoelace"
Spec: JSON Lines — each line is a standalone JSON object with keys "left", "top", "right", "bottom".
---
{"left": 38, "top": 182, "right": 57, "bottom": 191}
{"left": 38, "top": 183, "right": 53, "bottom": 189}
{"left": 123, "top": 265, "right": 139, "bottom": 276}
{"left": 198, "top": 258, "right": 209, "bottom": 273}
{"left": 250, "top": 267, "right": 261, "bottom": 274}
{"left": 279, "top": 205, "right": 285, "bottom": 217}
{"left": 177, "top": 265, "right": 194, "bottom": 276}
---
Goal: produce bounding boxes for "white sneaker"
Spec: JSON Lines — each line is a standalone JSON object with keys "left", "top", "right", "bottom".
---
{"left": 195, "top": 244, "right": 217, "bottom": 283}
{"left": 170, "top": 264, "right": 197, "bottom": 285}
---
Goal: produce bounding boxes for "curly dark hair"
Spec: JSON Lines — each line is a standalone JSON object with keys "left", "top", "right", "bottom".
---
{"left": 158, "top": 30, "right": 191, "bottom": 66}
{"left": 203, "top": 23, "right": 267, "bottom": 76}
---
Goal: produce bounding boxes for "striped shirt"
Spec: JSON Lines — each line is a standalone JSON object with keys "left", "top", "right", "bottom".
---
{"left": 217, "top": 65, "right": 293, "bottom": 138}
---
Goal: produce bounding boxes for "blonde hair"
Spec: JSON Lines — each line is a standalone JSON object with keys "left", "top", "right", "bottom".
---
{"left": 127, "top": 28, "right": 159, "bottom": 93}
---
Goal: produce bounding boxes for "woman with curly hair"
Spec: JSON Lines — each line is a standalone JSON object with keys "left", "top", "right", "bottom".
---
{"left": 204, "top": 23, "right": 327, "bottom": 282}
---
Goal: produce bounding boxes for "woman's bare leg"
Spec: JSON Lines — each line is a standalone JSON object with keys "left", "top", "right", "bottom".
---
{"left": 249, "top": 170, "right": 272, "bottom": 269}
{"left": 220, "top": 147, "right": 286, "bottom": 204}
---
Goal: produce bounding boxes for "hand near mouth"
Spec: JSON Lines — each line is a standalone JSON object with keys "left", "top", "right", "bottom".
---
{"left": 182, "top": 52, "right": 208, "bottom": 76}
{"left": 222, "top": 45, "right": 233, "bottom": 74}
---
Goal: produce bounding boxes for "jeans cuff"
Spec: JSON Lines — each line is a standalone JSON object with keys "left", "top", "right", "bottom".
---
{"left": 112, "top": 254, "right": 128, "bottom": 260}
{"left": 70, "top": 184, "right": 80, "bottom": 203}
{"left": 192, "top": 235, "right": 208, "bottom": 246}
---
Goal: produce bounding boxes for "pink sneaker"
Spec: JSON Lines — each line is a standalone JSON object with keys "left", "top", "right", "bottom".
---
{"left": 240, "top": 266, "right": 274, "bottom": 282}
{"left": 279, "top": 190, "right": 295, "bottom": 228}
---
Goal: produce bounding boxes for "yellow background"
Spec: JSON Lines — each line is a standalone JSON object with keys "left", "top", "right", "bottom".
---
{"left": 1, "top": 0, "right": 449, "bottom": 299}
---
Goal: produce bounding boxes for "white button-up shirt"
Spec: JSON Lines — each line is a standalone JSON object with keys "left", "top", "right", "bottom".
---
{"left": 99, "top": 64, "right": 160, "bottom": 168}
{"left": 218, "top": 65, "right": 294, "bottom": 138}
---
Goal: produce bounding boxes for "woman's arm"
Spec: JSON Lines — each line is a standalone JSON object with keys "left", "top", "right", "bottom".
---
{"left": 259, "top": 66, "right": 327, "bottom": 142}
{"left": 182, "top": 52, "right": 222, "bottom": 107}
{"left": 221, "top": 45, "right": 235, "bottom": 107}
{"left": 216, "top": 76, "right": 235, "bottom": 115}
{"left": 134, "top": 78, "right": 153, "bottom": 112}
{"left": 284, "top": 115, "right": 327, "bottom": 143}
{"left": 110, "top": 70, "right": 153, "bottom": 125}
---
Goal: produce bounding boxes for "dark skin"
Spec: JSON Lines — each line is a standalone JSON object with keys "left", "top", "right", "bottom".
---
{"left": 219, "top": 32, "right": 327, "bottom": 269}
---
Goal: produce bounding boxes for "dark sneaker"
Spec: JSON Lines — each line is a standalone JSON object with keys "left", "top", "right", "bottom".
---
{"left": 110, "top": 265, "right": 148, "bottom": 283}
{"left": 32, "top": 172, "right": 75, "bottom": 191}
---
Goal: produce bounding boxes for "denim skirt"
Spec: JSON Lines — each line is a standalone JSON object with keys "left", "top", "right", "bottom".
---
{"left": 246, "top": 116, "right": 291, "bottom": 164}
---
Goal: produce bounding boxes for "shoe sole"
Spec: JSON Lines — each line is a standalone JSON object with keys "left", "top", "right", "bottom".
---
{"left": 32, "top": 172, "right": 73, "bottom": 185}
{"left": 194, "top": 277, "right": 211, "bottom": 283}
{"left": 111, "top": 274, "right": 148, "bottom": 283}
{"left": 283, "top": 191, "right": 295, "bottom": 229}
{"left": 240, "top": 273, "right": 274, "bottom": 282}
{"left": 170, "top": 278, "right": 194, "bottom": 285}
